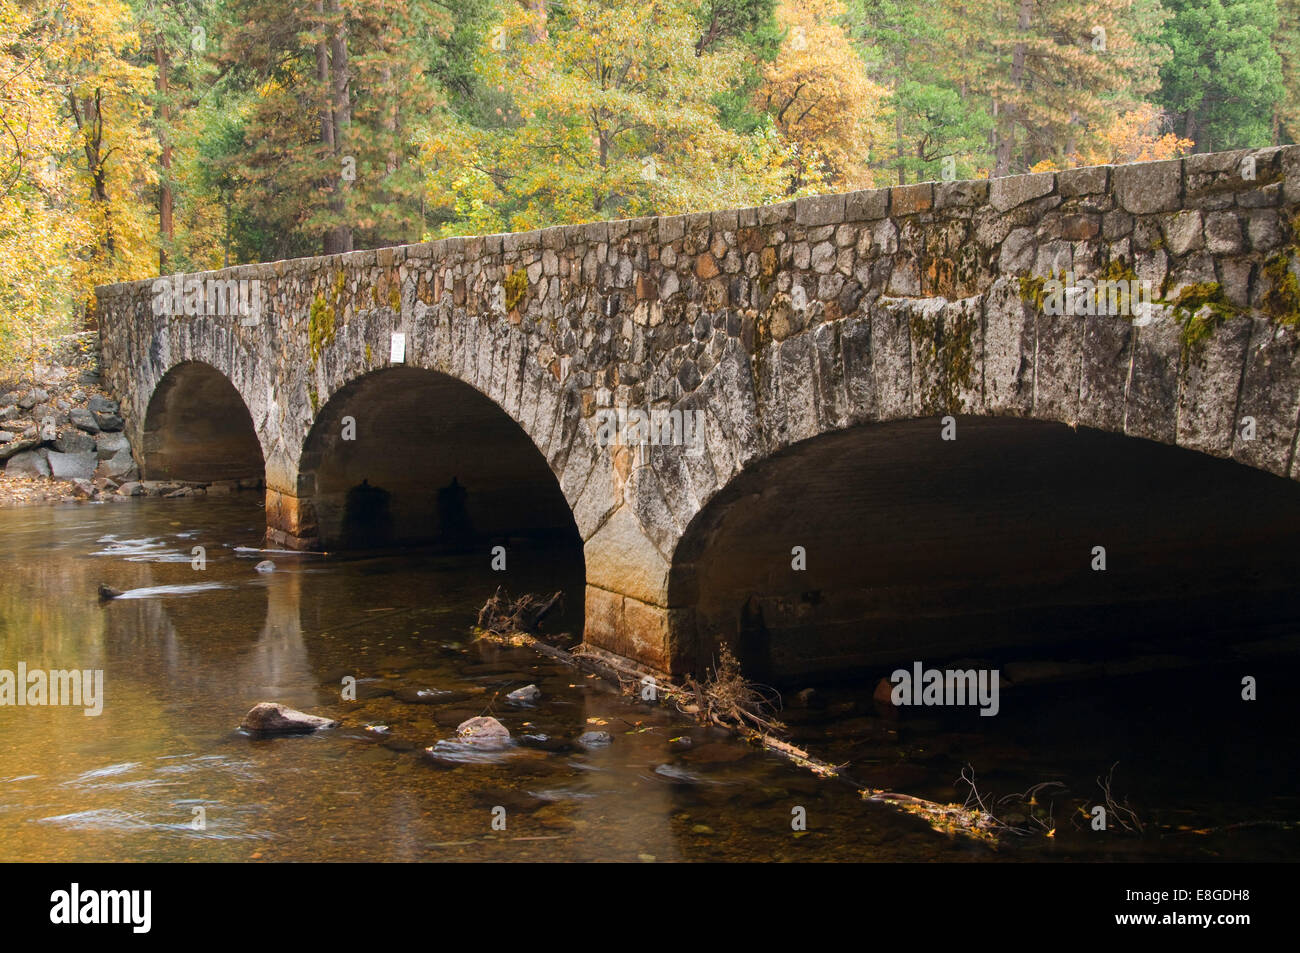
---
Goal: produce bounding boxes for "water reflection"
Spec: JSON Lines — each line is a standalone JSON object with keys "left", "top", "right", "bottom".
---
{"left": 1, "top": 497, "right": 1296, "bottom": 862}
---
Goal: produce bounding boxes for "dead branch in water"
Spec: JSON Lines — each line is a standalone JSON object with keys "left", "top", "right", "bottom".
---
{"left": 1096, "top": 762, "right": 1145, "bottom": 834}
{"left": 476, "top": 587, "right": 563, "bottom": 635}
{"left": 671, "top": 645, "right": 786, "bottom": 738}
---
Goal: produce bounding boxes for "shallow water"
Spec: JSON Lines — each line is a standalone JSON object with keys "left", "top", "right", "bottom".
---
{"left": 0, "top": 497, "right": 1295, "bottom": 861}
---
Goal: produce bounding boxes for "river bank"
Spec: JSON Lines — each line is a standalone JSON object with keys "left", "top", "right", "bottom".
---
{"left": 1, "top": 333, "right": 131, "bottom": 506}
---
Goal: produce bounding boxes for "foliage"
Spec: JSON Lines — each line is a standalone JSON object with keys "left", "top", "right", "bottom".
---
{"left": 1156, "top": 0, "right": 1284, "bottom": 152}
{"left": 2, "top": 0, "right": 1299, "bottom": 367}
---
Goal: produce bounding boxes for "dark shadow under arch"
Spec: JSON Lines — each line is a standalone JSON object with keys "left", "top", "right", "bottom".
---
{"left": 142, "top": 361, "right": 265, "bottom": 483}
{"left": 668, "top": 416, "right": 1300, "bottom": 684}
{"left": 298, "top": 366, "right": 582, "bottom": 555}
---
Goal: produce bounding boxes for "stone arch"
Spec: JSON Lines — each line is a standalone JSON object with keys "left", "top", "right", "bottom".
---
{"left": 662, "top": 411, "right": 1300, "bottom": 684}
{"left": 289, "top": 365, "right": 584, "bottom": 552}
{"left": 141, "top": 360, "right": 265, "bottom": 484}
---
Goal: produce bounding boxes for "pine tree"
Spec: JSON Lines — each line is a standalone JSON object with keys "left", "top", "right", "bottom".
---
{"left": 1156, "top": 0, "right": 1284, "bottom": 152}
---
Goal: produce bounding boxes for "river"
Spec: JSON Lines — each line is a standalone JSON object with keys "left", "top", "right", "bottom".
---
{"left": 0, "top": 496, "right": 1295, "bottom": 861}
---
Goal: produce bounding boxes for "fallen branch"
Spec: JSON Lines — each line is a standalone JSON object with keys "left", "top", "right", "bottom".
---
{"left": 476, "top": 587, "right": 563, "bottom": 635}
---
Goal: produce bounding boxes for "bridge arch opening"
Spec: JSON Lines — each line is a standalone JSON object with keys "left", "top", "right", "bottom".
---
{"left": 298, "top": 367, "right": 583, "bottom": 560}
{"left": 667, "top": 417, "right": 1300, "bottom": 685}
{"left": 142, "top": 361, "right": 265, "bottom": 484}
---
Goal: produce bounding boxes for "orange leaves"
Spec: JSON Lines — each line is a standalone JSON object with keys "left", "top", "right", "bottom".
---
{"left": 757, "top": 1, "right": 888, "bottom": 190}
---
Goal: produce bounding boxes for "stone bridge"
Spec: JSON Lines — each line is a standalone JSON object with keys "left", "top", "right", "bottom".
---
{"left": 96, "top": 146, "right": 1300, "bottom": 681}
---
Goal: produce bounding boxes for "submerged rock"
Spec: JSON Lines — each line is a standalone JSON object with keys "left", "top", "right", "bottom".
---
{"left": 455, "top": 715, "right": 511, "bottom": 749}
{"left": 575, "top": 730, "right": 613, "bottom": 749}
{"left": 97, "top": 584, "right": 123, "bottom": 601}
{"left": 505, "top": 683, "right": 541, "bottom": 706}
{"left": 241, "top": 701, "right": 339, "bottom": 734}
{"left": 254, "top": 560, "right": 275, "bottom": 573}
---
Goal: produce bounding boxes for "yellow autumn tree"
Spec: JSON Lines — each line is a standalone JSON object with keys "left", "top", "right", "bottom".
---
{"left": 0, "top": 0, "right": 154, "bottom": 370}
{"left": 0, "top": 2, "right": 86, "bottom": 368}
{"left": 758, "top": 0, "right": 890, "bottom": 190}
{"left": 423, "top": 0, "right": 801, "bottom": 234}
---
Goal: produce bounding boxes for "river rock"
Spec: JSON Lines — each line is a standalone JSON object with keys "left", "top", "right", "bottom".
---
{"left": 5, "top": 449, "right": 49, "bottom": 478}
{"left": 54, "top": 430, "right": 97, "bottom": 454}
{"left": 94, "top": 432, "right": 130, "bottom": 459}
{"left": 69, "top": 408, "right": 100, "bottom": 433}
{"left": 505, "top": 684, "right": 542, "bottom": 706}
{"left": 456, "top": 715, "right": 511, "bottom": 749}
{"left": 255, "top": 560, "right": 275, "bottom": 573}
{"left": 72, "top": 478, "right": 96, "bottom": 499}
{"left": 241, "top": 701, "right": 340, "bottom": 734}
{"left": 872, "top": 676, "right": 896, "bottom": 712}
{"left": 46, "top": 450, "right": 98, "bottom": 481}
{"left": 0, "top": 436, "right": 39, "bottom": 461}
{"left": 115, "top": 481, "right": 143, "bottom": 496}
{"left": 575, "top": 730, "right": 613, "bottom": 749}
{"left": 92, "top": 410, "right": 124, "bottom": 432}
{"left": 96, "top": 448, "right": 138, "bottom": 481}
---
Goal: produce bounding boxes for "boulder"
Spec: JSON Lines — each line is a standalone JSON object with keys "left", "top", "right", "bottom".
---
{"left": 0, "top": 436, "right": 39, "bottom": 461}
{"left": 47, "top": 450, "right": 98, "bottom": 481}
{"left": 241, "top": 702, "right": 339, "bottom": 734}
{"left": 54, "top": 430, "right": 97, "bottom": 454}
{"left": 115, "top": 481, "right": 143, "bottom": 496}
{"left": 92, "top": 410, "right": 124, "bottom": 432}
{"left": 575, "top": 730, "right": 613, "bottom": 749}
{"left": 0, "top": 431, "right": 12, "bottom": 443}
{"left": 87, "top": 396, "right": 119, "bottom": 414}
{"left": 69, "top": 408, "right": 100, "bottom": 433}
{"left": 17, "top": 388, "right": 47, "bottom": 410}
{"left": 5, "top": 449, "right": 49, "bottom": 478}
{"left": 38, "top": 417, "right": 57, "bottom": 442}
{"left": 455, "top": 715, "right": 511, "bottom": 749}
{"left": 0, "top": 404, "right": 18, "bottom": 421}
{"left": 94, "top": 432, "right": 130, "bottom": 459}
{"left": 72, "top": 478, "right": 96, "bottom": 499}
{"left": 96, "top": 449, "right": 138, "bottom": 481}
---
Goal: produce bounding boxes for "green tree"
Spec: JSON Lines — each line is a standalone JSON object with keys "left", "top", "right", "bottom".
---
{"left": 1156, "top": 0, "right": 1284, "bottom": 151}
{"left": 848, "top": 0, "right": 992, "bottom": 183}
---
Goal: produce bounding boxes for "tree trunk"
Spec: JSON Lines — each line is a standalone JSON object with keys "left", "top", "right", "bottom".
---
{"left": 322, "top": 0, "right": 352, "bottom": 255}
{"left": 156, "top": 36, "right": 173, "bottom": 274}
{"left": 995, "top": 0, "right": 1033, "bottom": 177}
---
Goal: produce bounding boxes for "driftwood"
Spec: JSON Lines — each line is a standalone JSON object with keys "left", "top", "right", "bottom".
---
{"left": 479, "top": 626, "right": 1015, "bottom": 842}
{"left": 476, "top": 586, "right": 563, "bottom": 635}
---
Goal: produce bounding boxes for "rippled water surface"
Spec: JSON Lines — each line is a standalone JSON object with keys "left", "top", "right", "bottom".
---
{"left": 1, "top": 497, "right": 1296, "bottom": 862}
